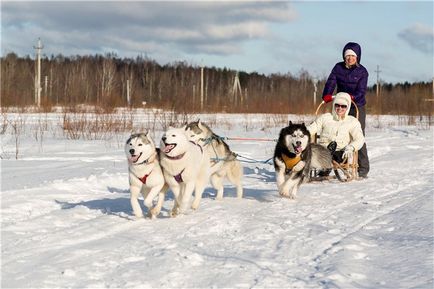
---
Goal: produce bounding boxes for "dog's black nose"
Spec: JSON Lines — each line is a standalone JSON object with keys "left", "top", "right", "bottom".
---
{"left": 162, "top": 136, "right": 166, "bottom": 142}
{"left": 296, "top": 141, "right": 301, "bottom": 146}
{"left": 129, "top": 149, "right": 135, "bottom": 155}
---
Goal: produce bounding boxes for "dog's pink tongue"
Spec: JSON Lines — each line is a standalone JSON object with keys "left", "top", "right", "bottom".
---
{"left": 129, "top": 155, "right": 140, "bottom": 163}
{"left": 295, "top": 146, "right": 302, "bottom": 154}
{"left": 164, "top": 144, "right": 175, "bottom": 153}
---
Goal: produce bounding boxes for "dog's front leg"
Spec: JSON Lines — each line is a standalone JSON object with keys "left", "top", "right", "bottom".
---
{"left": 169, "top": 184, "right": 181, "bottom": 217}
{"left": 144, "top": 184, "right": 164, "bottom": 218}
{"left": 274, "top": 157, "right": 286, "bottom": 189}
{"left": 179, "top": 182, "right": 195, "bottom": 213}
{"left": 130, "top": 185, "right": 144, "bottom": 218}
{"left": 281, "top": 172, "right": 301, "bottom": 199}
{"left": 149, "top": 184, "right": 168, "bottom": 218}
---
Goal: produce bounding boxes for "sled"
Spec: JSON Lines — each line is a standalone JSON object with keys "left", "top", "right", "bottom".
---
{"left": 310, "top": 100, "right": 359, "bottom": 182}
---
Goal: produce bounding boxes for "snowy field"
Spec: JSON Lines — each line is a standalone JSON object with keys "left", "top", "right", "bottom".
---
{"left": 1, "top": 111, "right": 433, "bottom": 288}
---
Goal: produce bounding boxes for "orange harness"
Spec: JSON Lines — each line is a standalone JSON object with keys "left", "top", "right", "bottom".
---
{"left": 281, "top": 153, "right": 301, "bottom": 172}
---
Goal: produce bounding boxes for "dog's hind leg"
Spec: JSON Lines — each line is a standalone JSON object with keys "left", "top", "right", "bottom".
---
{"left": 227, "top": 161, "right": 243, "bottom": 198}
{"left": 210, "top": 173, "right": 224, "bottom": 200}
{"left": 191, "top": 179, "right": 208, "bottom": 210}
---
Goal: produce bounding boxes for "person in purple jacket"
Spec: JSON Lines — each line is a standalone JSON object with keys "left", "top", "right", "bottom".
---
{"left": 322, "top": 42, "right": 369, "bottom": 178}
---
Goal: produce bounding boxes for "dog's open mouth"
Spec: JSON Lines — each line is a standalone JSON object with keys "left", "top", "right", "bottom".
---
{"left": 129, "top": 152, "right": 142, "bottom": 163}
{"left": 163, "top": 143, "right": 177, "bottom": 154}
{"left": 293, "top": 145, "right": 303, "bottom": 154}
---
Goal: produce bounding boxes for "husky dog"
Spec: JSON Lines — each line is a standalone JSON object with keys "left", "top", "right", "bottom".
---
{"left": 273, "top": 122, "right": 332, "bottom": 199}
{"left": 125, "top": 132, "right": 168, "bottom": 218}
{"left": 186, "top": 120, "right": 243, "bottom": 199}
{"left": 159, "top": 127, "right": 210, "bottom": 217}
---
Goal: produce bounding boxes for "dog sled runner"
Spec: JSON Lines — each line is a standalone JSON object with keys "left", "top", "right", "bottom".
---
{"left": 311, "top": 100, "right": 360, "bottom": 182}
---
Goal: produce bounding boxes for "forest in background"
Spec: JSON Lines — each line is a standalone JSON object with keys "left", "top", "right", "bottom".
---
{"left": 1, "top": 52, "right": 432, "bottom": 116}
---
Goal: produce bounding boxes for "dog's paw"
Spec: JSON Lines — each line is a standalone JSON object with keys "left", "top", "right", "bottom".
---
{"left": 279, "top": 190, "right": 296, "bottom": 199}
{"left": 293, "top": 160, "right": 305, "bottom": 172}
{"left": 170, "top": 208, "right": 180, "bottom": 218}
{"left": 147, "top": 208, "right": 160, "bottom": 219}
{"left": 146, "top": 211, "right": 156, "bottom": 219}
{"left": 133, "top": 214, "right": 144, "bottom": 220}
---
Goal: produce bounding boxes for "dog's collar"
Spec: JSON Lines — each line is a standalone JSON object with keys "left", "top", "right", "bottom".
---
{"left": 281, "top": 153, "right": 301, "bottom": 172}
{"left": 133, "top": 151, "right": 157, "bottom": 166}
{"left": 165, "top": 152, "right": 186, "bottom": 160}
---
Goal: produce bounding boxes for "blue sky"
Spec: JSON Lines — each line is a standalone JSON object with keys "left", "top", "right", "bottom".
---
{"left": 1, "top": 1, "right": 433, "bottom": 86}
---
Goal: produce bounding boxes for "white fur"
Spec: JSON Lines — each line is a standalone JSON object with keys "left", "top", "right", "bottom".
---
{"left": 186, "top": 121, "right": 243, "bottom": 200}
{"left": 159, "top": 127, "right": 211, "bottom": 217}
{"left": 125, "top": 133, "right": 168, "bottom": 219}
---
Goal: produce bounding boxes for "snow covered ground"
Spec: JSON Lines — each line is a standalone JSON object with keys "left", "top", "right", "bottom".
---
{"left": 1, "top": 112, "right": 433, "bottom": 288}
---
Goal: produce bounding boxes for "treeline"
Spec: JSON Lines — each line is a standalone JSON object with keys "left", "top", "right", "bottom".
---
{"left": 1, "top": 52, "right": 432, "bottom": 115}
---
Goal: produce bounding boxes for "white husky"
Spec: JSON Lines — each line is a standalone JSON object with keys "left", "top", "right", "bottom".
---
{"left": 186, "top": 120, "right": 243, "bottom": 199}
{"left": 125, "top": 132, "right": 167, "bottom": 218}
{"left": 159, "top": 127, "right": 211, "bottom": 216}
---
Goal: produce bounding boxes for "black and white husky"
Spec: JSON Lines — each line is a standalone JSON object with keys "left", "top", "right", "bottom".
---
{"left": 125, "top": 132, "right": 168, "bottom": 218}
{"left": 186, "top": 120, "right": 243, "bottom": 199}
{"left": 273, "top": 122, "right": 332, "bottom": 199}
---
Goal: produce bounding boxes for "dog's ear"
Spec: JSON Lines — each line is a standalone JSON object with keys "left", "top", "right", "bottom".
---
{"left": 289, "top": 120, "right": 292, "bottom": 126}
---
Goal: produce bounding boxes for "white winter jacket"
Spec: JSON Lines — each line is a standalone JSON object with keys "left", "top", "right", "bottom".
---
{"left": 307, "top": 92, "right": 365, "bottom": 151}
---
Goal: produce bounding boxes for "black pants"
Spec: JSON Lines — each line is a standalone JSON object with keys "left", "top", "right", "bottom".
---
{"left": 349, "top": 105, "right": 370, "bottom": 176}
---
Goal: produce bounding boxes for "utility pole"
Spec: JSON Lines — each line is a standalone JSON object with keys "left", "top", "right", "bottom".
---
{"left": 200, "top": 61, "right": 204, "bottom": 110}
{"left": 126, "top": 79, "right": 131, "bottom": 107}
{"left": 375, "top": 65, "right": 381, "bottom": 113}
{"left": 313, "top": 78, "right": 318, "bottom": 106}
{"left": 33, "top": 38, "right": 43, "bottom": 107}
{"left": 232, "top": 72, "right": 242, "bottom": 106}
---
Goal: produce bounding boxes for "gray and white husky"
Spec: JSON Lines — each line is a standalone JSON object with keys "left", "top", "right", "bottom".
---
{"left": 159, "top": 127, "right": 211, "bottom": 217}
{"left": 125, "top": 132, "right": 168, "bottom": 218}
{"left": 273, "top": 122, "right": 332, "bottom": 199}
{"left": 186, "top": 120, "right": 243, "bottom": 199}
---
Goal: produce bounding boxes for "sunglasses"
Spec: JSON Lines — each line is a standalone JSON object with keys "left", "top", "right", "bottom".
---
{"left": 334, "top": 104, "right": 348, "bottom": 109}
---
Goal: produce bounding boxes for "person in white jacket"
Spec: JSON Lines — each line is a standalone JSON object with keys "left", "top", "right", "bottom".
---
{"left": 307, "top": 92, "right": 365, "bottom": 174}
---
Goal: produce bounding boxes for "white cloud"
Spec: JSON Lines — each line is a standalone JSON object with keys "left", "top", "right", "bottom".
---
{"left": 1, "top": 1, "right": 295, "bottom": 57}
{"left": 398, "top": 23, "right": 434, "bottom": 54}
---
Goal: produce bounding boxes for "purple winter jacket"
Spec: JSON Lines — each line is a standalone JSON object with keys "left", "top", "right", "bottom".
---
{"left": 322, "top": 42, "right": 369, "bottom": 107}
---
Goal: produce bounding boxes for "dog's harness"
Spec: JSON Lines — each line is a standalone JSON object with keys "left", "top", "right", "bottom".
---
{"left": 281, "top": 153, "right": 301, "bottom": 174}
{"left": 171, "top": 142, "right": 203, "bottom": 183}
{"left": 199, "top": 135, "right": 236, "bottom": 164}
{"left": 139, "top": 171, "right": 152, "bottom": 184}
{"left": 131, "top": 152, "right": 157, "bottom": 185}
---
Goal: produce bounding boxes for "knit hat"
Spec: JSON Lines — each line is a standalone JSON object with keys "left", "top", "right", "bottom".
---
{"left": 332, "top": 92, "right": 351, "bottom": 119}
{"left": 344, "top": 49, "right": 357, "bottom": 58}
{"left": 334, "top": 92, "right": 351, "bottom": 106}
